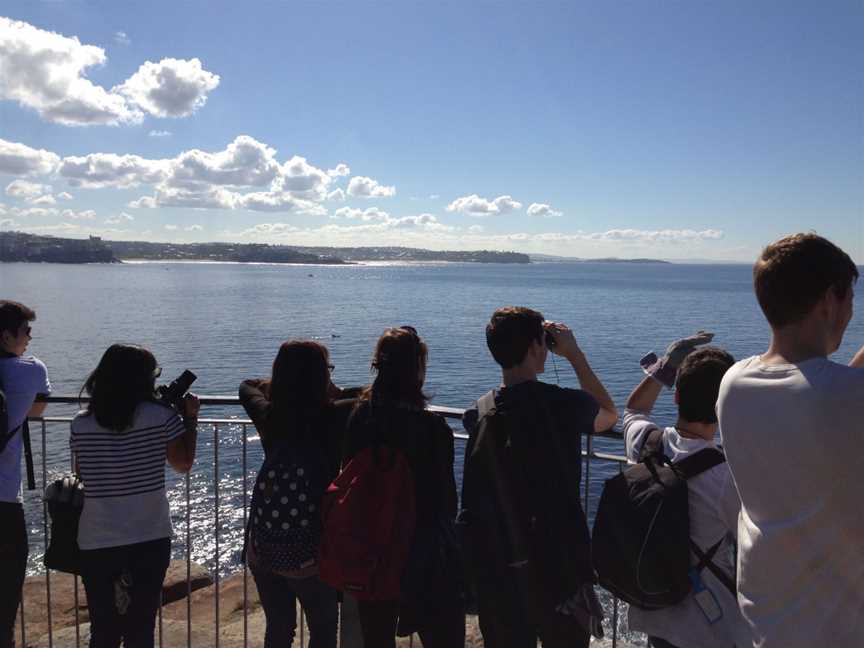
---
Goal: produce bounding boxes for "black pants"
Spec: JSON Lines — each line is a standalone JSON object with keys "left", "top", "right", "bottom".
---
{"left": 79, "top": 538, "right": 171, "bottom": 648}
{"left": 476, "top": 584, "right": 590, "bottom": 648}
{"left": 0, "top": 503, "right": 27, "bottom": 648}
{"left": 251, "top": 568, "right": 338, "bottom": 648}
{"left": 356, "top": 599, "right": 465, "bottom": 648}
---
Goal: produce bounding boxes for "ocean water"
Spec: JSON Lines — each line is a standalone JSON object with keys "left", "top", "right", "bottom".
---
{"left": 5, "top": 260, "right": 864, "bottom": 639}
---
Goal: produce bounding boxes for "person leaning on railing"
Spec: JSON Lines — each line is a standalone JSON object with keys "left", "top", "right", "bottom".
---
{"left": 70, "top": 344, "right": 198, "bottom": 648}
{"left": 0, "top": 300, "right": 51, "bottom": 648}
{"left": 239, "top": 340, "right": 355, "bottom": 648}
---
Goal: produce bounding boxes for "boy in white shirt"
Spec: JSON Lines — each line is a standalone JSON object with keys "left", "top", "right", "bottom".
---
{"left": 717, "top": 233, "right": 864, "bottom": 648}
{"left": 624, "top": 334, "right": 751, "bottom": 648}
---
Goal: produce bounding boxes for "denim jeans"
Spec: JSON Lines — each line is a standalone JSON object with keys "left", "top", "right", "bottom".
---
{"left": 0, "top": 503, "right": 27, "bottom": 648}
{"left": 79, "top": 538, "right": 171, "bottom": 648}
{"left": 251, "top": 569, "right": 338, "bottom": 648}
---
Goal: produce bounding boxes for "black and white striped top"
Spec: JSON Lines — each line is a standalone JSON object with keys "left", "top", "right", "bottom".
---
{"left": 70, "top": 402, "right": 186, "bottom": 550}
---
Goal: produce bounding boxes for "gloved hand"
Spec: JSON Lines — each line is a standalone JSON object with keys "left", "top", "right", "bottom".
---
{"left": 641, "top": 331, "right": 715, "bottom": 388}
{"left": 555, "top": 582, "right": 605, "bottom": 639}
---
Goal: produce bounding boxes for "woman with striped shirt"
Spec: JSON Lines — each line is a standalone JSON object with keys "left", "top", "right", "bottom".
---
{"left": 70, "top": 344, "right": 198, "bottom": 648}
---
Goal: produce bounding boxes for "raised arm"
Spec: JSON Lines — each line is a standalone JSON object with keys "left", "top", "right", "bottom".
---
{"left": 626, "top": 374, "right": 664, "bottom": 413}
{"left": 167, "top": 394, "right": 199, "bottom": 473}
{"left": 850, "top": 345, "right": 864, "bottom": 368}
{"left": 546, "top": 322, "right": 618, "bottom": 432}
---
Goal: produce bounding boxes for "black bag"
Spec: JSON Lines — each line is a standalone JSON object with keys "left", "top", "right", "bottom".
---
{"left": 44, "top": 474, "right": 84, "bottom": 574}
{"left": 592, "top": 428, "right": 733, "bottom": 609}
{"left": 460, "top": 389, "right": 595, "bottom": 622}
{"left": 0, "top": 375, "right": 21, "bottom": 455}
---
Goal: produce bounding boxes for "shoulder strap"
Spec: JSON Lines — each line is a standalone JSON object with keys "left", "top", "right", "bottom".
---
{"left": 690, "top": 538, "right": 737, "bottom": 596}
{"left": 477, "top": 390, "right": 497, "bottom": 420}
{"left": 673, "top": 447, "right": 726, "bottom": 480}
{"left": 637, "top": 427, "right": 666, "bottom": 462}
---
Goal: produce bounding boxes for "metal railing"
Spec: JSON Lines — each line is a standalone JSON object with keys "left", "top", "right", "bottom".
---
{"left": 19, "top": 395, "right": 632, "bottom": 648}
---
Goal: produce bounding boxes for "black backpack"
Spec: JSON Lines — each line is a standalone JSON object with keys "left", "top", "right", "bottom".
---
{"left": 0, "top": 378, "right": 18, "bottom": 454}
{"left": 592, "top": 428, "right": 735, "bottom": 609}
{"left": 459, "top": 388, "right": 594, "bottom": 620}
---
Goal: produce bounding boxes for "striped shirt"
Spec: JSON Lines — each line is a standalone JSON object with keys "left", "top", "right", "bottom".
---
{"left": 70, "top": 402, "right": 186, "bottom": 550}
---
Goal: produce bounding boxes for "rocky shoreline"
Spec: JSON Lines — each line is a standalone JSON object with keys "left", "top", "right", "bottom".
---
{"left": 18, "top": 563, "right": 636, "bottom": 647}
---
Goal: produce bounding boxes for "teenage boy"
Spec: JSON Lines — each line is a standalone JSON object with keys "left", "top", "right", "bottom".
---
{"left": 623, "top": 334, "right": 751, "bottom": 648}
{"left": 717, "top": 233, "right": 863, "bottom": 647}
{"left": 461, "top": 306, "right": 617, "bottom": 648}
{"left": 0, "top": 301, "right": 50, "bottom": 648}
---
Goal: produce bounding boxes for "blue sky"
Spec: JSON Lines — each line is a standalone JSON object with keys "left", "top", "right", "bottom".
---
{"left": 0, "top": 1, "right": 861, "bottom": 261}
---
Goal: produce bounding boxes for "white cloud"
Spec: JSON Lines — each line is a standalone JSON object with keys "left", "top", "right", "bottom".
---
{"left": 527, "top": 203, "right": 562, "bottom": 218}
{"left": 154, "top": 186, "right": 238, "bottom": 209}
{"left": 62, "top": 209, "right": 96, "bottom": 220}
{"left": 389, "top": 213, "right": 454, "bottom": 232}
{"left": 327, "top": 163, "right": 350, "bottom": 178}
{"left": 429, "top": 194, "right": 440, "bottom": 200}
{"left": 115, "top": 58, "right": 220, "bottom": 119}
{"left": 148, "top": 130, "right": 171, "bottom": 138}
{"left": 446, "top": 194, "right": 522, "bottom": 216}
{"left": 20, "top": 222, "right": 81, "bottom": 234}
{"left": 59, "top": 153, "right": 170, "bottom": 188}
{"left": 5, "top": 180, "right": 49, "bottom": 199}
{"left": 239, "top": 222, "right": 299, "bottom": 237}
{"left": 327, "top": 188, "right": 346, "bottom": 202}
{"left": 0, "top": 138, "right": 60, "bottom": 176}
{"left": 468, "top": 224, "right": 484, "bottom": 233}
{"left": 104, "top": 212, "right": 134, "bottom": 225}
{"left": 113, "top": 31, "right": 130, "bottom": 46}
{"left": 57, "top": 191, "right": 73, "bottom": 201}
{"left": 164, "top": 224, "right": 179, "bottom": 231}
{"left": 128, "top": 196, "right": 157, "bottom": 209}
{"left": 0, "top": 18, "right": 219, "bottom": 125}
{"left": 167, "top": 136, "right": 282, "bottom": 190}
{"left": 332, "top": 207, "right": 390, "bottom": 222}
{"left": 0, "top": 17, "right": 142, "bottom": 125}
{"left": 237, "top": 191, "right": 327, "bottom": 215}
{"left": 347, "top": 176, "right": 396, "bottom": 198}
{"left": 31, "top": 194, "right": 56, "bottom": 206}
{"left": 0, "top": 218, "right": 17, "bottom": 229}
{"left": 274, "top": 155, "right": 332, "bottom": 199}
{"left": 185, "top": 224, "right": 203, "bottom": 232}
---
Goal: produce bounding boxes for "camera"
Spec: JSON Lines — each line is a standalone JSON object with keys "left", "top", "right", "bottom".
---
{"left": 545, "top": 330, "right": 557, "bottom": 349}
{"left": 156, "top": 370, "right": 197, "bottom": 409}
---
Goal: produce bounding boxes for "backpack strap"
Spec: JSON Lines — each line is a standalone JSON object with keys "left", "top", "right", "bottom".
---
{"left": 476, "top": 390, "right": 497, "bottom": 420}
{"left": 673, "top": 447, "right": 726, "bottom": 480}
{"left": 690, "top": 538, "right": 737, "bottom": 596}
{"left": 637, "top": 427, "right": 666, "bottom": 462}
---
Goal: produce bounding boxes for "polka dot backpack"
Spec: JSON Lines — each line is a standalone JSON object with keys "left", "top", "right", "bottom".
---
{"left": 248, "top": 438, "right": 327, "bottom": 573}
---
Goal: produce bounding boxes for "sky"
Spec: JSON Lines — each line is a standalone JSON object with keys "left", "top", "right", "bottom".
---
{"left": 0, "top": 1, "right": 861, "bottom": 262}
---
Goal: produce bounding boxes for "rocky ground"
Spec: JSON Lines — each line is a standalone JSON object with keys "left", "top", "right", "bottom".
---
{"left": 18, "top": 563, "right": 637, "bottom": 647}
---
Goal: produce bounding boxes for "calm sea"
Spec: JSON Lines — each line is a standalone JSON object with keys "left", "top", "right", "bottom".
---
{"left": 4, "top": 260, "right": 863, "bottom": 638}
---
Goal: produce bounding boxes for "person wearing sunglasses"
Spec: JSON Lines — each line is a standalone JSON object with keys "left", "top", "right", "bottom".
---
{"left": 0, "top": 301, "right": 51, "bottom": 648}
{"left": 70, "top": 344, "right": 198, "bottom": 648}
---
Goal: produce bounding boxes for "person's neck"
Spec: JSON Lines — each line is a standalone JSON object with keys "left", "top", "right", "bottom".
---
{"left": 0, "top": 345, "right": 16, "bottom": 359}
{"left": 501, "top": 364, "right": 538, "bottom": 387}
{"left": 675, "top": 417, "right": 716, "bottom": 441}
{"left": 762, "top": 325, "right": 830, "bottom": 365}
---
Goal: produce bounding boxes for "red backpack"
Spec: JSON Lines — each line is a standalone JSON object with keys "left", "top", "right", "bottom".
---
{"left": 318, "top": 444, "right": 416, "bottom": 600}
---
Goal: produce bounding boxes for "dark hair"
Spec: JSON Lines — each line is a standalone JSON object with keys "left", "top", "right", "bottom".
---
{"left": 676, "top": 347, "right": 735, "bottom": 424}
{"left": 0, "top": 300, "right": 36, "bottom": 337}
{"left": 754, "top": 233, "right": 859, "bottom": 328}
{"left": 268, "top": 340, "right": 331, "bottom": 430}
{"left": 363, "top": 327, "right": 429, "bottom": 409}
{"left": 82, "top": 344, "right": 158, "bottom": 431}
{"left": 486, "top": 306, "right": 545, "bottom": 369}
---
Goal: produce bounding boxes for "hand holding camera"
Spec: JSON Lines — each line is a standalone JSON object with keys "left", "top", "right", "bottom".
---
{"left": 640, "top": 331, "right": 715, "bottom": 388}
{"left": 156, "top": 369, "right": 199, "bottom": 422}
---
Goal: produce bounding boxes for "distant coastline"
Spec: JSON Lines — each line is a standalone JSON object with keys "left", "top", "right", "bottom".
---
{"left": 0, "top": 231, "right": 530, "bottom": 265}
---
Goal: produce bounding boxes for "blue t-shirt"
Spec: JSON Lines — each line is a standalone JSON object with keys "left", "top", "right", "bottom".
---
{"left": 0, "top": 355, "right": 51, "bottom": 502}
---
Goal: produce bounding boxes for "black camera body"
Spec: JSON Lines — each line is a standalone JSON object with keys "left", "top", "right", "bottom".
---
{"left": 155, "top": 370, "right": 197, "bottom": 409}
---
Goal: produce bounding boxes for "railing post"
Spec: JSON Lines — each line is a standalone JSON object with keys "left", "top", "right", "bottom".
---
{"left": 42, "top": 420, "right": 53, "bottom": 648}
{"left": 186, "top": 469, "right": 192, "bottom": 648}
{"left": 214, "top": 423, "right": 220, "bottom": 648}
{"left": 242, "top": 423, "right": 248, "bottom": 648}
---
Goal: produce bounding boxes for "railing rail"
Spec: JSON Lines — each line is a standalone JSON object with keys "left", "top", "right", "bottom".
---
{"left": 20, "top": 395, "right": 633, "bottom": 647}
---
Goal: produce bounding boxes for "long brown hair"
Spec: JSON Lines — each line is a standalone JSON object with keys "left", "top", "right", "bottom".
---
{"left": 363, "top": 327, "right": 428, "bottom": 409}
{"left": 268, "top": 340, "right": 331, "bottom": 429}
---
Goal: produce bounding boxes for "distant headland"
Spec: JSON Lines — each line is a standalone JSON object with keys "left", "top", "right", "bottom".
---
{"left": 0, "top": 231, "right": 530, "bottom": 264}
